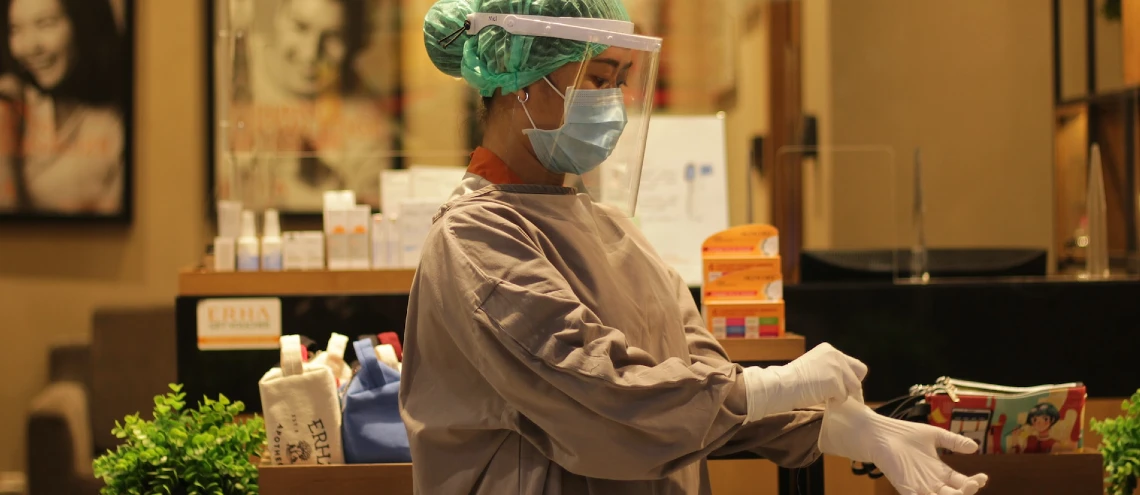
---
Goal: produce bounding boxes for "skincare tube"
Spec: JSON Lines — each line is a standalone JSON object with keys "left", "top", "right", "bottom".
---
{"left": 262, "top": 209, "right": 283, "bottom": 271}
{"left": 237, "top": 210, "right": 260, "bottom": 271}
{"left": 371, "top": 214, "right": 388, "bottom": 269}
{"left": 348, "top": 205, "right": 372, "bottom": 270}
{"left": 213, "top": 237, "right": 235, "bottom": 272}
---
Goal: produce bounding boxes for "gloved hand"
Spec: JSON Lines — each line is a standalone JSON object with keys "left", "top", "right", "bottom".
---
{"left": 819, "top": 397, "right": 989, "bottom": 495}
{"left": 741, "top": 343, "right": 867, "bottom": 423}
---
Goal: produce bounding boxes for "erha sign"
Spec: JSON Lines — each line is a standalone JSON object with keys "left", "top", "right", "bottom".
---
{"left": 196, "top": 298, "right": 282, "bottom": 351}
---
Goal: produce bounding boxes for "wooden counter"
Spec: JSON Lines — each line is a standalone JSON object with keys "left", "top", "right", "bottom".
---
{"left": 719, "top": 334, "right": 805, "bottom": 363}
{"left": 260, "top": 463, "right": 413, "bottom": 494}
{"left": 872, "top": 453, "right": 1105, "bottom": 495}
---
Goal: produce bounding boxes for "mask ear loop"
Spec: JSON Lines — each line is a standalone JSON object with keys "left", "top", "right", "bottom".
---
{"left": 520, "top": 77, "right": 569, "bottom": 129}
{"left": 518, "top": 89, "right": 538, "bottom": 129}
{"left": 542, "top": 77, "right": 566, "bottom": 99}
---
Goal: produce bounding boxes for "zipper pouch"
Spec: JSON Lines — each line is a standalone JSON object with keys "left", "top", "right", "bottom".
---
{"left": 912, "top": 377, "right": 1087, "bottom": 455}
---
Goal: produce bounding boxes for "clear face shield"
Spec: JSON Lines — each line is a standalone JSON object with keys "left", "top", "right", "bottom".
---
{"left": 466, "top": 14, "right": 662, "bottom": 216}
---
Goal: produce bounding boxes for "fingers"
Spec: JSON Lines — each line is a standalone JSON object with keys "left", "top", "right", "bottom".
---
{"left": 840, "top": 364, "right": 863, "bottom": 401}
{"left": 806, "top": 342, "right": 867, "bottom": 403}
{"left": 947, "top": 471, "right": 969, "bottom": 487}
{"left": 946, "top": 472, "right": 981, "bottom": 495}
{"left": 934, "top": 485, "right": 964, "bottom": 495}
{"left": 960, "top": 480, "right": 980, "bottom": 495}
{"left": 845, "top": 355, "right": 868, "bottom": 381}
{"left": 935, "top": 429, "right": 979, "bottom": 454}
{"left": 947, "top": 471, "right": 986, "bottom": 490}
{"left": 944, "top": 470, "right": 983, "bottom": 495}
{"left": 816, "top": 342, "right": 868, "bottom": 382}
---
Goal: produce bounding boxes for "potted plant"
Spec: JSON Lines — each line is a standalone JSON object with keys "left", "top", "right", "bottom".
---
{"left": 1091, "top": 388, "right": 1140, "bottom": 495}
{"left": 93, "top": 384, "right": 267, "bottom": 495}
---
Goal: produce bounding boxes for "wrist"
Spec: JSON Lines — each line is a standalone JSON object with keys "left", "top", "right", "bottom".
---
{"left": 818, "top": 397, "right": 877, "bottom": 461}
{"left": 741, "top": 365, "right": 792, "bottom": 423}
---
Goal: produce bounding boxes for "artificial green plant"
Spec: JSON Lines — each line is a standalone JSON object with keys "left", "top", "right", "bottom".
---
{"left": 92, "top": 384, "right": 267, "bottom": 495}
{"left": 1091, "top": 388, "right": 1140, "bottom": 495}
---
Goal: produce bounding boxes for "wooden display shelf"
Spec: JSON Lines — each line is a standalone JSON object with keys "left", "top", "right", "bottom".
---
{"left": 259, "top": 463, "right": 413, "bottom": 494}
{"left": 178, "top": 269, "right": 416, "bottom": 296}
{"left": 873, "top": 452, "right": 1104, "bottom": 495}
{"left": 719, "top": 333, "right": 805, "bottom": 363}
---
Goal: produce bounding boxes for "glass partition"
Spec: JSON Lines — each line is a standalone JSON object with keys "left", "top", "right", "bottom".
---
{"left": 211, "top": 0, "right": 475, "bottom": 215}
{"left": 779, "top": 146, "right": 903, "bottom": 283}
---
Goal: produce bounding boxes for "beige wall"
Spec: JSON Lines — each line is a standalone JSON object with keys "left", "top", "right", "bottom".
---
{"left": 1095, "top": 0, "right": 1126, "bottom": 93}
{"left": 660, "top": 0, "right": 771, "bottom": 227}
{"left": 1058, "top": 0, "right": 1089, "bottom": 100}
{"left": 0, "top": 0, "right": 207, "bottom": 472}
{"left": 727, "top": 4, "right": 771, "bottom": 227}
{"left": 401, "top": 0, "right": 471, "bottom": 168}
{"left": 804, "top": 0, "right": 1054, "bottom": 256}
{"left": 802, "top": 0, "right": 833, "bottom": 249}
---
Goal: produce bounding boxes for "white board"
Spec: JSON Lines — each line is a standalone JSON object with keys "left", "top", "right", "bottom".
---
{"left": 379, "top": 169, "right": 411, "bottom": 217}
{"left": 635, "top": 115, "right": 730, "bottom": 287}
{"left": 409, "top": 165, "right": 468, "bottom": 205}
{"left": 396, "top": 199, "right": 442, "bottom": 268}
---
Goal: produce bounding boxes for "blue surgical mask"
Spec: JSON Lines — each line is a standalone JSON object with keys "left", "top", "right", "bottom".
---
{"left": 521, "top": 77, "right": 628, "bottom": 176}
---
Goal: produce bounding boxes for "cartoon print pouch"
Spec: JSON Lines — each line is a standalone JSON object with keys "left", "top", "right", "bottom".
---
{"left": 918, "top": 377, "right": 1086, "bottom": 455}
{"left": 850, "top": 377, "right": 1086, "bottom": 480}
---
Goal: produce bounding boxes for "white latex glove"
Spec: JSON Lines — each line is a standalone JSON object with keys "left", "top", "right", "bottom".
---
{"left": 741, "top": 343, "right": 867, "bottom": 423}
{"left": 819, "top": 397, "right": 989, "bottom": 495}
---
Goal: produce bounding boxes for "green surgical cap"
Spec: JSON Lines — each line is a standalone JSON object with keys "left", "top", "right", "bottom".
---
{"left": 424, "top": 0, "right": 630, "bottom": 97}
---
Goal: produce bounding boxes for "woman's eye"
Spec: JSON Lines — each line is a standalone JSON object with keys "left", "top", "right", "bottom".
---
{"left": 34, "top": 17, "right": 60, "bottom": 29}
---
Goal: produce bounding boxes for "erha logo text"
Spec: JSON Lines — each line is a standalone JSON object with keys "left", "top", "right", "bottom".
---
{"left": 204, "top": 305, "right": 273, "bottom": 330}
{"left": 308, "top": 419, "right": 334, "bottom": 465}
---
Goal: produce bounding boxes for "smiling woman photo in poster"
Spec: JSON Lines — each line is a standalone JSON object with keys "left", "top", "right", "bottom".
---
{"left": 214, "top": 0, "right": 399, "bottom": 213}
{"left": 0, "top": 0, "right": 132, "bottom": 221}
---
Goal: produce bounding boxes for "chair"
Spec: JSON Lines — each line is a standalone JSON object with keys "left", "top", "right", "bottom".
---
{"left": 25, "top": 306, "right": 177, "bottom": 495}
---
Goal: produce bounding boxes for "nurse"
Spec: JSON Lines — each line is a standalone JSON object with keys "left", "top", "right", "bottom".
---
{"left": 400, "top": 1, "right": 989, "bottom": 494}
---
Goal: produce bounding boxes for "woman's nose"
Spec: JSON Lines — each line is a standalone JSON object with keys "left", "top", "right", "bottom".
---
{"left": 294, "top": 34, "right": 321, "bottom": 64}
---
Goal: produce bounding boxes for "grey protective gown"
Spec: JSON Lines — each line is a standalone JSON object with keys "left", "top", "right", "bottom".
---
{"left": 399, "top": 182, "right": 823, "bottom": 494}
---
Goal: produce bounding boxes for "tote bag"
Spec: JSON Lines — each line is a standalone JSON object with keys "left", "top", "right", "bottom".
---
{"left": 259, "top": 335, "right": 345, "bottom": 465}
{"left": 342, "top": 338, "right": 411, "bottom": 463}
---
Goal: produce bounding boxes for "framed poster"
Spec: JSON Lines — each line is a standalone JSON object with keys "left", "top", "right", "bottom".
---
{"left": 0, "top": 0, "right": 134, "bottom": 222}
{"left": 208, "top": 0, "right": 402, "bottom": 215}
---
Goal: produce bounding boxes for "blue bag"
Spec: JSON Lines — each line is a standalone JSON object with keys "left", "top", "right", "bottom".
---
{"left": 341, "top": 338, "right": 411, "bottom": 463}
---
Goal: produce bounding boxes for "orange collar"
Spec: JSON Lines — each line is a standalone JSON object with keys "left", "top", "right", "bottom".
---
{"left": 467, "top": 147, "right": 525, "bottom": 185}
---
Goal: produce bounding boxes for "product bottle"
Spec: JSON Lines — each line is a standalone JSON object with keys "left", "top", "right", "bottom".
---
{"left": 237, "top": 210, "right": 260, "bottom": 271}
{"left": 371, "top": 214, "right": 387, "bottom": 269}
{"left": 262, "top": 209, "right": 283, "bottom": 271}
{"left": 348, "top": 205, "right": 372, "bottom": 270}
{"left": 323, "top": 191, "right": 352, "bottom": 271}
{"left": 214, "top": 237, "right": 235, "bottom": 272}
{"left": 386, "top": 215, "right": 401, "bottom": 268}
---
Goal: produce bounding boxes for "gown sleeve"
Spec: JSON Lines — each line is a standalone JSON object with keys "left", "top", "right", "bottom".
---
{"left": 420, "top": 203, "right": 817, "bottom": 480}
{"left": 667, "top": 269, "right": 824, "bottom": 468}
